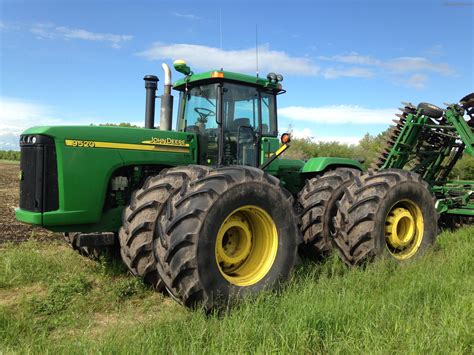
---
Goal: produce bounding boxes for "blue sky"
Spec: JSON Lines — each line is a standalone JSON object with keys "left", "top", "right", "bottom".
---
{"left": 1, "top": 0, "right": 473, "bottom": 149}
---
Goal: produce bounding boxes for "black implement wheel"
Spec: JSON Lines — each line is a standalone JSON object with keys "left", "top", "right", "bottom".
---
{"left": 119, "top": 166, "right": 210, "bottom": 290}
{"left": 459, "top": 93, "right": 474, "bottom": 108}
{"left": 333, "top": 169, "right": 438, "bottom": 266}
{"left": 64, "top": 232, "right": 117, "bottom": 260}
{"left": 417, "top": 103, "right": 444, "bottom": 119}
{"left": 439, "top": 215, "right": 473, "bottom": 231}
{"left": 154, "top": 166, "right": 300, "bottom": 310}
{"left": 298, "top": 168, "right": 361, "bottom": 260}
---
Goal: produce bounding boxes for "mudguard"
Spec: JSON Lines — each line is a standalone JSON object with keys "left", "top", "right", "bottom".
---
{"left": 301, "top": 157, "right": 364, "bottom": 174}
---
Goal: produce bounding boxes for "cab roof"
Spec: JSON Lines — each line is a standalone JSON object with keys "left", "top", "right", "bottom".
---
{"left": 173, "top": 70, "right": 283, "bottom": 93}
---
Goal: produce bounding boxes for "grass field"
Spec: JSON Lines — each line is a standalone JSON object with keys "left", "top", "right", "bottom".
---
{"left": 0, "top": 227, "right": 473, "bottom": 353}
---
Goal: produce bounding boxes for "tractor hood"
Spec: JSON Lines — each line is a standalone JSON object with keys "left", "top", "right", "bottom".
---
{"left": 16, "top": 125, "right": 197, "bottom": 231}
{"left": 21, "top": 125, "right": 195, "bottom": 153}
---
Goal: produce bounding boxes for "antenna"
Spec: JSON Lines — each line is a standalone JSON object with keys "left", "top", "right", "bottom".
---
{"left": 255, "top": 24, "right": 259, "bottom": 78}
{"left": 219, "top": 8, "right": 222, "bottom": 50}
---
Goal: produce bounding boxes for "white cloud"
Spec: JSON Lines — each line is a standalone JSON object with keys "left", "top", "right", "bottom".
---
{"left": 405, "top": 74, "right": 428, "bottom": 90}
{"left": 31, "top": 24, "right": 132, "bottom": 48}
{"left": 0, "top": 97, "right": 145, "bottom": 132}
{"left": 279, "top": 105, "right": 397, "bottom": 125}
{"left": 385, "top": 57, "right": 454, "bottom": 75}
{"left": 287, "top": 127, "right": 362, "bottom": 145}
{"left": 0, "top": 98, "right": 63, "bottom": 150}
{"left": 318, "top": 54, "right": 381, "bottom": 66}
{"left": 138, "top": 43, "right": 320, "bottom": 75}
{"left": 0, "top": 97, "right": 61, "bottom": 136}
{"left": 290, "top": 127, "right": 314, "bottom": 139}
{"left": 318, "top": 52, "right": 454, "bottom": 76}
{"left": 0, "top": 133, "right": 21, "bottom": 150}
{"left": 0, "top": 97, "right": 146, "bottom": 150}
{"left": 322, "top": 67, "right": 375, "bottom": 79}
{"left": 171, "top": 12, "right": 202, "bottom": 20}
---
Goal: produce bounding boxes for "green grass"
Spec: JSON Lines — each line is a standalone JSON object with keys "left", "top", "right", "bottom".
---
{"left": 1, "top": 227, "right": 473, "bottom": 353}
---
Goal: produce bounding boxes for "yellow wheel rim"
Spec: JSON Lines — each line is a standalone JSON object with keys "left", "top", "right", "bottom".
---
{"left": 215, "top": 205, "right": 278, "bottom": 286}
{"left": 385, "top": 199, "right": 424, "bottom": 260}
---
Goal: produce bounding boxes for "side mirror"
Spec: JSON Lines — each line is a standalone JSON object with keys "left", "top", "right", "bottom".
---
{"left": 280, "top": 133, "right": 291, "bottom": 144}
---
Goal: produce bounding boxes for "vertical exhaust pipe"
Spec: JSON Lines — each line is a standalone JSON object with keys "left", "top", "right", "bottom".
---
{"left": 160, "top": 63, "right": 173, "bottom": 131}
{"left": 144, "top": 75, "right": 159, "bottom": 129}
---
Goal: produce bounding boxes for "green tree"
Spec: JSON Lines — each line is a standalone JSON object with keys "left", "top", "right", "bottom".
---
{"left": 450, "top": 155, "right": 474, "bottom": 180}
{"left": 0, "top": 150, "right": 21, "bottom": 161}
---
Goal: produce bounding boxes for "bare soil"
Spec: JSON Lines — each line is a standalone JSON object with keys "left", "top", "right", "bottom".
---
{"left": 0, "top": 162, "right": 61, "bottom": 243}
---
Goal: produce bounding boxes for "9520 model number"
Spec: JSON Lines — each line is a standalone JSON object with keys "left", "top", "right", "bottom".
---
{"left": 68, "top": 140, "right": 96, "bottom": 148}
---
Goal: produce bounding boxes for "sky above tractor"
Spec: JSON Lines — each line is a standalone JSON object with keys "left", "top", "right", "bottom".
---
{"left": 0, "top": 0, "right": 472, "bottom": 149}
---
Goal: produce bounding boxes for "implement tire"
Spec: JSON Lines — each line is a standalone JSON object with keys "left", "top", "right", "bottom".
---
{"left": 333, "top": 169, "right": 438, "bottom": 266}
{"left": 298, "top": 168, "right": 361, "bottom": 260}
{"left": 64, "top": 232, "right": 117, "bottom": 260}
{"left": 119, "top": 166, "right": 210, "bottom": 290}
{"left": 154, "top": 166, "right": 300, "bottom": 310}
{"left": 417, "top": 102, "right": 443, "bottom": 119}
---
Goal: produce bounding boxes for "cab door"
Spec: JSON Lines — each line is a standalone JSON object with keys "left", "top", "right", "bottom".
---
{"left": 221, "top": 83, "right": 261, "bottom": 166}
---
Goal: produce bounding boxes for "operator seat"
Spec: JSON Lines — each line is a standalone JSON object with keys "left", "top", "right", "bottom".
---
{"left": 230, "top": 118, "right": 251, "bottom": 131}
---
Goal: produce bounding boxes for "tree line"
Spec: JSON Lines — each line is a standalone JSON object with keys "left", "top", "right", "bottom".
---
{"left": 1, "top": 130, "right": 472, "bottom": 179}
{"left": 285, "top": 133, "right": 474, "bottom": 180}
{"left": 0, "top": 150, "right": 21, "bottom": 161}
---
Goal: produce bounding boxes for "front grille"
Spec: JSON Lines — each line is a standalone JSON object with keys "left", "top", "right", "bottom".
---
{"left": 19, "top": 135, "right": 59, "bottom": 213}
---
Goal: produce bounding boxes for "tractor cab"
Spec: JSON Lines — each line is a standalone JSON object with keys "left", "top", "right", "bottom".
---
{"left": 173, "top": 64, "right": 284, "bottom": 167}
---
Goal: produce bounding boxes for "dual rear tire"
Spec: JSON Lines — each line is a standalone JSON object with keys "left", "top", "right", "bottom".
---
{"left": 298, "top": 168, "right": 361, "bottom": 259}
{"left": 117, "top": 165, "right": 300, "bottom": 310}
{"left": 332, "top": 169, "right": 438, "bottom": 266}
{"left": 154, "top": 166, "right": 300, "bottom": 310}
{"left": 298, "top": 168, "right": 438, "bottom": 266}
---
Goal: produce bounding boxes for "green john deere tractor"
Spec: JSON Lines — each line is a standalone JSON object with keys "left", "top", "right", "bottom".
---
{"left": 15, "top": 59, "right": 473, "bottom": 310}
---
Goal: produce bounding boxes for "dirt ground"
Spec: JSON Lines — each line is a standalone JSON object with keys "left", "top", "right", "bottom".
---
{"left": 0, "top": 161, "right": 61, "bottom": 243}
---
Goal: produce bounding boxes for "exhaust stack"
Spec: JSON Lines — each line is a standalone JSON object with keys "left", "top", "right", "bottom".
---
{"left": 144, "top": 75, "right": 159, "bottom": 129}
{"left": 159, "top": 63, "right": 173, "bottom": 131}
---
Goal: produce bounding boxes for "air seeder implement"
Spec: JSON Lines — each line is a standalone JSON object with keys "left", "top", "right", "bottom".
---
{"left": 333, "top": 96, "right": 474, "bottom": 266}
{"left": 16, "top": 60, "right": 473, "bottom": 309}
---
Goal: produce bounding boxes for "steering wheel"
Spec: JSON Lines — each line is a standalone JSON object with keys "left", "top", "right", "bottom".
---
{"left": 194, "top": 107, "right": 215, "bottom": 123}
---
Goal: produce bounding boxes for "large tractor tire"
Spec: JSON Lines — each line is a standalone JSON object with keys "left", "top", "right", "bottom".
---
{"left": 333, "top": 169, "right": 438, "bottom": 266}
{"left": 298, "top": 168, "right": 361, "bottom": 259}
{"left": 64, "top": 232, "right": 117, "bottom": 260}
{"left": 154, "top": 166, "right": 300, "bottom": 310}
{"left": 119, "top": 166, "right": 210, "bottom": 289}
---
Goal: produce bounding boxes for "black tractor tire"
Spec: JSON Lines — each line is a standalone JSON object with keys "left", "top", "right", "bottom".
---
{"left": 417, "top": 102, "right": 444, "bottom": 119}
{"left": 333, "top": 169, "right": 438, "bottom": 266}
{"left": 119, "top": 166, "right": 210, "bottom": 290}
{"left": 154, "top": 166, "right": 300, "bottom": 310}
{"left": 298, "top": 168, "right": 361, "bottom": 260}
{"left": 63, "top": 232, "right": 117, "bottom": 260}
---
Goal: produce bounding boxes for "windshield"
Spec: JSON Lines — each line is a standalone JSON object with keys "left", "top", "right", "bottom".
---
{"left": 182, "top": 84, "right": 218, "bottom": 133}
{"left": 178, "top": 84, "right": 219, "bottom": 165}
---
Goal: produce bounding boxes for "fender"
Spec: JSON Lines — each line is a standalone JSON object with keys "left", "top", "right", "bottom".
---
{"left": 301, "top": 157, "right": 364, "bottom": 174}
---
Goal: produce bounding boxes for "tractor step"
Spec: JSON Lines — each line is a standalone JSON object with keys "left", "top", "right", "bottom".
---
{"left": 75, "top": 232, "right": 116, "bottom": 247}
